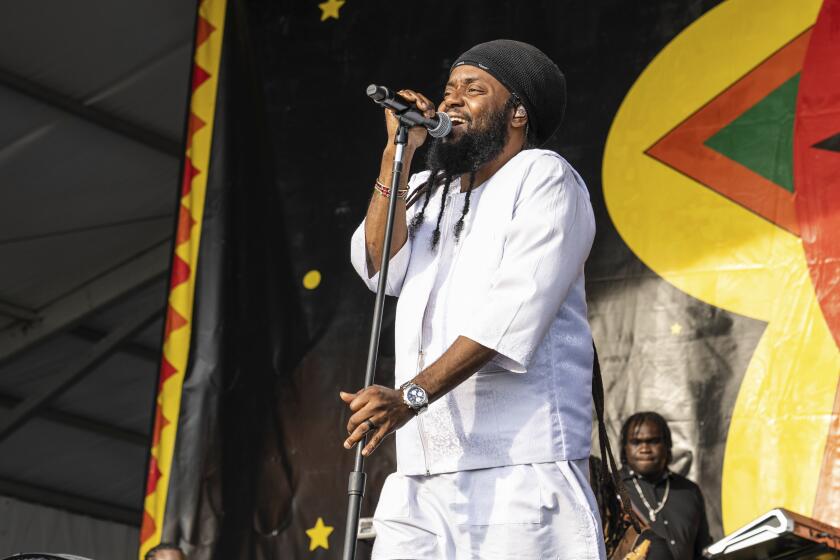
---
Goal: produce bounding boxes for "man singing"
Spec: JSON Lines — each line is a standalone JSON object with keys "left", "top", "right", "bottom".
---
{"left": 342, "top": 39, "right": 603, "bottom": 559}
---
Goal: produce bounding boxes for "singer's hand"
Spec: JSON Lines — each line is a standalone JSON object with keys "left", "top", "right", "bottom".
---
{"left": 384, "top": 89, "right": 437, "bottom": 151}
{"left": 340, "top": 385, "right": 414, "bottom": 456}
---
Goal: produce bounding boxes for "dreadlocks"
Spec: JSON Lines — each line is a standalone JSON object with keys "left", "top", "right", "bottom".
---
{"left": 590, "top": 456, "right": 634, "bottom": 557}
{"left": 408, "top": 168, "right": 440, "bottom": 237}
{"left": 431, "top": 174, "right": 453, "bottom": 249}
{"left": 591, "top": 345, "right": 643, "bottom": 556}
{"left": 407, "top": 166, "right": 477, "bottom": 248}
{"left": 453, "top": 169, "right": 477, "bottom": 242}
{"left": 620, "top": 411, "right": 673, "bottom": 465}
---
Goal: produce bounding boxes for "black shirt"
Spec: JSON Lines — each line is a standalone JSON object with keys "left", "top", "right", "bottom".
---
{"left": 621, "top": 466, "right": 711, "bottom": 560}
{"left": 635, "top": 529, "right": 676, "bottom": 560}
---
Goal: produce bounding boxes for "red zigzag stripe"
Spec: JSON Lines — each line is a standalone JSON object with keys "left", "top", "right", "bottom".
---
{"left": 141, "top": 2, "right": 221, "bottom": 550}
{"left": 181, "top": 159, "right": 200, "bottom": 197}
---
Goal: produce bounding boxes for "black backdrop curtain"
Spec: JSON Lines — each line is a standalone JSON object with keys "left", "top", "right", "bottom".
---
{"left": 161, "top": 1, "right": 757, "bottom": 558}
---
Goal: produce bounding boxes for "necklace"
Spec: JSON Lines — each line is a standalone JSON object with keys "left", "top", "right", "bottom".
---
{"left": 631, "top": 475, "right": 670, "bottom": 522}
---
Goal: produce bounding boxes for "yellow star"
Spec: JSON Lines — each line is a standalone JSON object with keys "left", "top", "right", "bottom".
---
{"left": 670, "top": 323, "right": 683, "bottom": 335}
{"left": 318, "top": 0, "right": 345, "bottom": 21}
{"left": 306, "top": 517, "right": 334, "bottom": 551}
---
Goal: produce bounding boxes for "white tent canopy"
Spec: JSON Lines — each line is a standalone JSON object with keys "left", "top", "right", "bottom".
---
{"left": 0, "top": 1, "right": 196, "bottom": 553}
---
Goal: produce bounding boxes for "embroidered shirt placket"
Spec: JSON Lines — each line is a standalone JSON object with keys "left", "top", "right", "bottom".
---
{"left": 414, "top": 188, "right": 460, "bottom": 476}
{"left": 415, "top": 347, "right": 431, "bottom": 476}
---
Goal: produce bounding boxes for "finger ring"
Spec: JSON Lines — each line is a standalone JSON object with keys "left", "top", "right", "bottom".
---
{"left": 364, "top": 419, "right": 377, "bottom": 432}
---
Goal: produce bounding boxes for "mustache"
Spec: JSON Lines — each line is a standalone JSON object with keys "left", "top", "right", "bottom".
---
{"left": 425, "top": 103, "right": 510, "bottom": 175}
{"left": 448, "top": 112, "right": 472, "bottom": 123}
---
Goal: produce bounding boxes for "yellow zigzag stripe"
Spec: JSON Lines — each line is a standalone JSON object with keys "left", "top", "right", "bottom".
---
{"left": 139, "top": 1, "right": 227, "bottom": 558}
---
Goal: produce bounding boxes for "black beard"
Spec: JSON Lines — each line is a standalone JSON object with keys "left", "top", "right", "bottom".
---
{"left": 425, "top": 104, "right": 510, "bottom": 176}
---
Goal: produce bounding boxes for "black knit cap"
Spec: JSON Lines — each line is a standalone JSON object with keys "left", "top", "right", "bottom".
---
{"left": 452, "top": 39, "right": 566, "bottom": 145}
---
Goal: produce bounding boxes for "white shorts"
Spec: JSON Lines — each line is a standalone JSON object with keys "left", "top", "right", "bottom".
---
{"left": 371, "top": 459, "right": 606, "bottom": 560}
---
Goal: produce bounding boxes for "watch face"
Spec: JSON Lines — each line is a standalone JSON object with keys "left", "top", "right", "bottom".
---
{"left": 406, "top": 385, "right": 427, "bottom": 406}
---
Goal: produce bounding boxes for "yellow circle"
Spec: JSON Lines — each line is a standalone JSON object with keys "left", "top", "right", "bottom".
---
{"left": 302, "top": 270, "right": 322, "bottom": 290}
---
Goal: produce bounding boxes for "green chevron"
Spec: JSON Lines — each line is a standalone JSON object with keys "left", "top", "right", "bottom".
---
{"left": 705, "top": 73, "right": 799, "bottom": 193}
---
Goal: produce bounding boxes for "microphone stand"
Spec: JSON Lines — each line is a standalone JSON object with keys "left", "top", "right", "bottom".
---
{"left": 341, "top": 120, "right": 411, "bottom": 560}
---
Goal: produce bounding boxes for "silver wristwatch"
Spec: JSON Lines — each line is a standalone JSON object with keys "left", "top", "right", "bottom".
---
{"left": 400, "top": 381, "right": 429, "bottom": 415}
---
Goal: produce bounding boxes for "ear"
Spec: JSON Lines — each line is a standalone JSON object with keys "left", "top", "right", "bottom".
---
{"left": 511, "top": 104, "right": 528, "bottom": 130}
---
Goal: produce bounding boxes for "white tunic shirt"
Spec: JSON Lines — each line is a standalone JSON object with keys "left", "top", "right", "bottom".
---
{"left": 351, "top": 149, "right": 596, "bottom": 475}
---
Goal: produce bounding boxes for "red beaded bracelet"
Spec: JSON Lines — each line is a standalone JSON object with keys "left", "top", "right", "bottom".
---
{"left": 374, "top": 179, "right": 408, "bottom": 199}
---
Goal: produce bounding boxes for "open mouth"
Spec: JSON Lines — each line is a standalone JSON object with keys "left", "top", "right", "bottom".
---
{"left": 448, "top": 114, "right": 469, "bottom": 127}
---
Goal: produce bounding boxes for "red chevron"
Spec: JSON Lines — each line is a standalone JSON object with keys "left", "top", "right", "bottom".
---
{"left": 181, "top": 157, "right": 200, "bottom": 197}
{"left": 164, "top": 305, "right": 188, "bottom": 339}
{"left": 151, "top": 407, "right": 164, "bottom": 447}
{"left": 195, "top": 15, "right": 216, "bottom": 48}
{"left": 170, "top": 255, "right": 191, "bottom": 288}
{"left": 160, "top": 356, "right": 178, "bottom": 385}
{"left": 192, "top": 64, "right": 211, "bottom": 91}
{"left": 647, "top": 31, "right": 808, "bottom": 236}
{"left": 151, "top": 404, "right": 171, "bottom": 447}
{"left": 176, "top": 204, "right": 197, "bottom": 245}
{"left": 186, "top": 113, "right": 206, "bottom": 149}
{"left": 140, "top": 511, "right": 156, "bottom": 543}
{"left": 145, "top": 455, "right": 163, "bottom": 496}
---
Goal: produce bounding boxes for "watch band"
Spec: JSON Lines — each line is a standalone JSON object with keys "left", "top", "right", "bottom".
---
{"left": 400, "top": 381, "right": 429, "bottom": 414}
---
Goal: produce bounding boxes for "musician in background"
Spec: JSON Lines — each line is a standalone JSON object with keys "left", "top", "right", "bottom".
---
{"left": 144, "top": 543, "right": 186, "bottom": 560}
{"left": 620, "top": 412, "right": 711, "bottom": 560}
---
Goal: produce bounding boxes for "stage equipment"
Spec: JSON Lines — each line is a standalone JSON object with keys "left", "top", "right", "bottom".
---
{"left": 366, "top": 84, "right": 452, "bottom": 138}
{"left": 706, "top": 508, "right": 840, "bottom": 559}
{"left": 357, "top": 516, "right": 376, "bottom": 540}
{"left": 341, "top": 90, "right": 416, "bottom": 560}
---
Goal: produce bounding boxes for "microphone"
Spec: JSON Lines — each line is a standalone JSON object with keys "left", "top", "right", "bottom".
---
{"left": 366, "top": 84, "right": 452, "bottom": 138}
